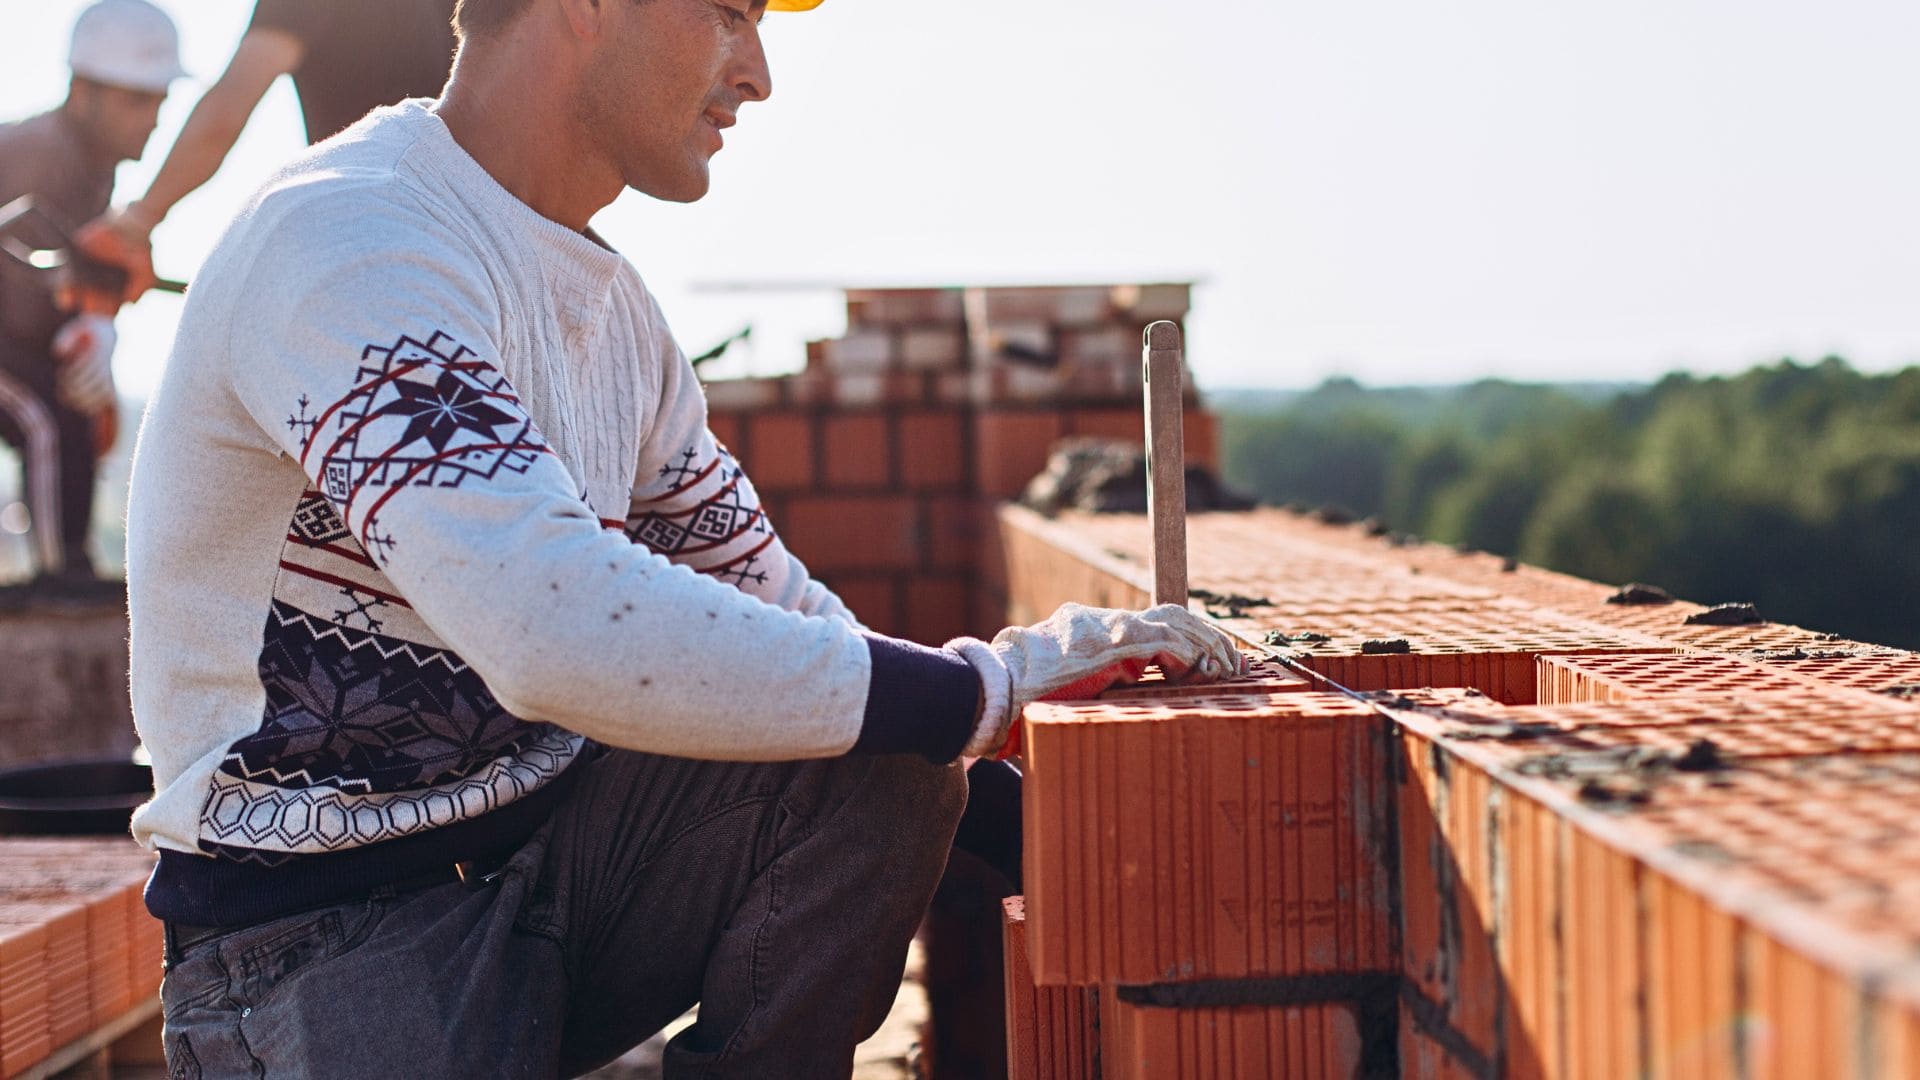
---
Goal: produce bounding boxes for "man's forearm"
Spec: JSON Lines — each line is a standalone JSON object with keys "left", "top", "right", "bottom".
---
{"left": 130, "top": 28, "right": 302, "bottom": 226}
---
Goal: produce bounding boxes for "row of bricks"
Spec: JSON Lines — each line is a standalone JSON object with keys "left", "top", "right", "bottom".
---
{"left": 845, "top": 283, "right": 1191, "bottom": 331}
{"left": 1068, "top": 506, "right": 1869, "bottom": 659}
{"left": 811, "top": 322, "right": 1176, "bottom": 384}
{"left": 1003, "top": 897, "right": 1375, "bottom": 1080}
{"left": 1000, "top": 505, "right": 1920, "bottom": 1077}
{"left": 703, "top": 356, "right": 1167, "bottom": 414}
{"left": 1538, "top": 650, "right": 1920, "bottom": 703}
{"left": 1393, "top": 722, "right": 1920, "bottom": 1079}
{"left": 0, "top": 840, "right": 159, "bottom": 1079}
{"left": 712, "top": 407, "right": 1219, "bottom": 503}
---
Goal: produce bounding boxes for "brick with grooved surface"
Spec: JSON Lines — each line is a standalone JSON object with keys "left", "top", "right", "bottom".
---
{"left": 1021, "top": 691, "right": 1393, "bottom": 986}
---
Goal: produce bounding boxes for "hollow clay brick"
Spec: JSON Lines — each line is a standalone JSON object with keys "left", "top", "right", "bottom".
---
{"left": 1560, "top": 827, "right": 1644, "bottom": 1080}
{"left": 1497, "top": 789, "right": 1565, "bottom": 1080}
{"left": 1761, "top": 650, "right": 1920, "bottom": 693}
{"left": 0, "top": 914, "right": 50, "bottom": 1078}
{"left": 1643, "top": 867, "right": 1741, "bottom": 1080}
{"left": 1001, "top": 898, "right": 1098, "bottom": 1080}
{"left": 1099, "top": 991, "right": 1364, "bottom": 1080}
{"left": 1021, "top": 692, "right": 1392, "bottom": 987}
{"left": 1535, "top": 652, "right": 1812, "bottom": 705}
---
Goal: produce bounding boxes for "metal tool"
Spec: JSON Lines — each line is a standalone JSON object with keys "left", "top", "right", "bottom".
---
{"left": 1143, "top": 320, "right": 1189, "bottom": 608}
{"left": 0, "top": 195, "right": 188, "bottom": 297}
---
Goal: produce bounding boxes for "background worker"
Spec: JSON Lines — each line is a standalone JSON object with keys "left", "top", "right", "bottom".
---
{"left": 76, "top": 0, "right": 459, "bottom": 303}
{"left": 128, "top": 0, "right": 1245, "bottom": 1072}
{"left": 0, "top": 0, "right": 183, "bottom": 588}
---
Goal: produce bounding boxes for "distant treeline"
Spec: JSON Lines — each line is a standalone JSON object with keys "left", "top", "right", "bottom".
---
{"left": 1217, "top": 359, "right": 1920, "bottom": 649}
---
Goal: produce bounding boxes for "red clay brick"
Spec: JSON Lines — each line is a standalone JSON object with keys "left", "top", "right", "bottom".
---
{"left": 905, "top": 576, "right": 972, "bottom": 646}
{"left": 0, "top": 912, "right": 51, "bottom": 1078}
{"left": 975, "top": 411, "right": 1066, "bottom": 500}
{"left": 1644, "top": 867, "right": 1742, "bottom": 1080}
{"left": 1745, "top": 931, "right": 1861, "bottom": 1080}
{"left": 899, "top": 411, "right": 968, "bottom": 491}
{"left": 1535, "top": 652, "right": 1815, "bottom": 704}
{"left": 845, "top": 287, "right": 965, "bottom": 327}
{"left": 781, "top": 496, "right": 920, "bottom": 573}
{"left": 821, "top": 414, "right": 891, "bottom": 489}
{"left": 705, "top": 410, "right": 744, "bottom": 455}
{"left": 924, "top": 496, "right": 982, "bottom": 573}
{"left": 1099, "top": 992, "right": 1364, "bottom": 1080}
{"left": 1001, "top": 898, "right": 1098, "bottom": 1080}
{"left": 1561, "top": 828, "right": 1644, "bottom": 1080}
{"left": 741, "top": 412, "right": 815, "bottom": 492}
{"left": 1497, "top": 790, "right": 1565, "bottom": 1080}
{"left": 822, "top": 574, "right": 898, "bottom": 634}
{"left": 1762, "top": 650, "right": 1920, "bottom": 693}
{"left": 1022, "top": 691, "right": 1392, "bottom": 986}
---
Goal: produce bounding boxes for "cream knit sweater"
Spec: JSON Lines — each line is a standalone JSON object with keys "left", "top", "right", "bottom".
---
{"left": 127, "top": 104, "right": 978, "bottom": 920}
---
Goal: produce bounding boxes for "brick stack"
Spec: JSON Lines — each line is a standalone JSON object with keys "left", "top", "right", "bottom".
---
{"left": 0, "top": 839, "right": 159, "bottom": 1078}
{"left": 699, "top": 284, "right": 1215, "bottom": 643}
{"left": 996, "top": 502, "right": 1920, "bottom": 1076}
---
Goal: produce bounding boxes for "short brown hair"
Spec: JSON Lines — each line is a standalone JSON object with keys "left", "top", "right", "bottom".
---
{"left": 451, "top": 0, "right": 535, "bottom": 39}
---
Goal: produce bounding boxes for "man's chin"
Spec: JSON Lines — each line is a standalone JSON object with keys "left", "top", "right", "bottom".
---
{"left": 632, "top": 164, "right": 712, "bottom": 204}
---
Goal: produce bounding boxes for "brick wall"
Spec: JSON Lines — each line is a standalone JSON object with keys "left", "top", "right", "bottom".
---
{"left": 995, "top": 504, "right": 1920, "bottom": 1077}
{"left": 702, "top": 283, "right": 1214, "bottom": 644}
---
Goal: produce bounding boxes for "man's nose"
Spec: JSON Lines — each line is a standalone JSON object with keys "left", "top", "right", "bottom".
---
{"left": 735, "top": 26, "right": 772, "bottom": 104}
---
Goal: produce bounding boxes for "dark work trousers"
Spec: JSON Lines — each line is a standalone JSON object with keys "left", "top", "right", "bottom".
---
{"left": 0, "top": 337, "right": 96, "bottom": 576}
{"left": 159, "top": 747, "right": 968, "bottom": 1078}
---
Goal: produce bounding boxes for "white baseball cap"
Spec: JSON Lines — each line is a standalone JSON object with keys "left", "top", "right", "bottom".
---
{"left": 68, "top": 0, "right": 187, "bottom": 95}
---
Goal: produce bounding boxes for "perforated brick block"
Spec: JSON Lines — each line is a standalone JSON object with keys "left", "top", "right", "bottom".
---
{"left": 1094, "top": 654, "right": 1311, "bottom": 702}
{"left": 0, "top": 912, "right": 51, "bottom": 1078}
{"left": 1761, "top": 650, "right": 1920, "bottom": 693}
{"left": 1643, "top": 866, "right": 1742, "bottom": 1079}
{"left": 1001, "top": 898, "right": 1098, "bottom": 1080}
{"left": 1536, "top": 652, "right": 1814, "bottom": 704}
{"left": 1099, "top": 991, "right": 1368, "bottom": 1080}
{"left": 1022, "top": 692, "right": 1393, "bottom": 986}
{"left": 1394, "top": 731, "right": 1502, "bottom": 1060}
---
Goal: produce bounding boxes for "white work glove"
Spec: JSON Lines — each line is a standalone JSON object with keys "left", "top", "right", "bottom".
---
{"left": 946, "top": 602, "right": 1247, "bottom": 759}
{"left": 51, "top": 314, "right": 118, "bottom": 414}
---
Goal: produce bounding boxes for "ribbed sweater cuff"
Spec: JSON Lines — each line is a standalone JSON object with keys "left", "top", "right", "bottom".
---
{"left": 853, "top": 634, "right": 983, "bottom": 764}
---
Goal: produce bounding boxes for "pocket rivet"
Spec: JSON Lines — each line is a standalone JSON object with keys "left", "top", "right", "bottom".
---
{"left": 241, "top": 1007, "right": 252, "bottom": 1018}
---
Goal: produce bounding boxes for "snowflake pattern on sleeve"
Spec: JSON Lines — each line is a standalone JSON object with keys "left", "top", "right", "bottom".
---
{"left": 298, "top": 330, "right": 553, "bottom": 560}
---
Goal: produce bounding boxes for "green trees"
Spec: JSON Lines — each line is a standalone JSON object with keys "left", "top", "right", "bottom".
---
{"left": 1218, "top": 359, "right": 1920, "bottom": 647}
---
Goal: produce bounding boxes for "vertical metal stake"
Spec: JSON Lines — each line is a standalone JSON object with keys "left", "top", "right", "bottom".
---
{"left": 1143, "top": 321, "right": 1189, "bottom": 608}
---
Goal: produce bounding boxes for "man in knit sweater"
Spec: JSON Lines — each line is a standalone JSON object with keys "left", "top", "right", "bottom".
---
{"left": 128, "top": 0, "right": 1243, "bottom": 1074}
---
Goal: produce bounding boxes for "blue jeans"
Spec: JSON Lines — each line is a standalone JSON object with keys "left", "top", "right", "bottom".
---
{"left": 159, "top": 748, "right": 968, "bottom": 1078}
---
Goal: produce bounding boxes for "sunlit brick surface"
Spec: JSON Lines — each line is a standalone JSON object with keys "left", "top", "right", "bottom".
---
{"left": 998, "top": 503, "right": 1920, "bottom": 1077}
{"left": 1023, "top": 692, "right": 1392, "bottom": 986}
{"left": 0, "top": 839, "right": 157, "bottom": 1076}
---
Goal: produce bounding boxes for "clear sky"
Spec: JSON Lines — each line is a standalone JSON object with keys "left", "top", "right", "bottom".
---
{"left": 6, "top": 0, "right": 1919, "bottom": 399}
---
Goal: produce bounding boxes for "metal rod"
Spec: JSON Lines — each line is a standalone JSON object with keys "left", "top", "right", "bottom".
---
{"left": 1143, "top": 320, "right": 1189, "bottom": 608}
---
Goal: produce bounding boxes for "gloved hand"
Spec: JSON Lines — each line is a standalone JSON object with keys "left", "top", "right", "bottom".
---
{"left": 947, "top": 602, "right": 1247, "bottom": 759}
{"left": 51, "top": 314, "right": 118, "bottom": 415}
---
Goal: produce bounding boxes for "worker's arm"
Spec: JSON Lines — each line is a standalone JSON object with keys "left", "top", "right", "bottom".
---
{"left": 225, "top": 196, "right": 984, "bottom": 763}
{"left": 73, "top": 27, "right": 304, "bottom": 303}
{"left": 624, "top": 285, "right": 862, "bottom": 628}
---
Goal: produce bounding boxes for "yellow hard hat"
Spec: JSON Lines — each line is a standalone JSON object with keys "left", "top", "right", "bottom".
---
{"left": 766, "top": 0, "right": 825, "bottom": 9}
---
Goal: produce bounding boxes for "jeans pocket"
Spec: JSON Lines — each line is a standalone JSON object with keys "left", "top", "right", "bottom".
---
{"left": 230, "top": 894, "right": 387, "bottom": 1011}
